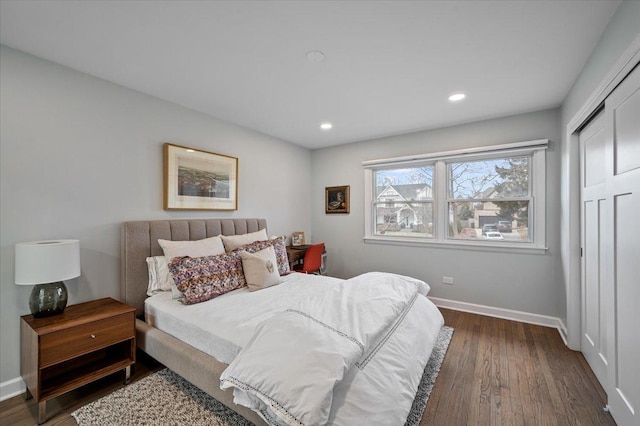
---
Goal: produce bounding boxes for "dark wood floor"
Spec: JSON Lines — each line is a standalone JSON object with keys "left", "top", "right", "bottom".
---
{"left": 1, "top": 308, "right": 615, "bottom": 425}
{"left": 422, "top": 309, "right": 615, "bottom": 426}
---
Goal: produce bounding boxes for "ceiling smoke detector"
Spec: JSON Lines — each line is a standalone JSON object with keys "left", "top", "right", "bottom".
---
{"left": 306, "top": 50, "right": 326, "bottom": 63}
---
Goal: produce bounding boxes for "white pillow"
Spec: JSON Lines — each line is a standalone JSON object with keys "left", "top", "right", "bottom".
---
{"left": 221, "top": 228, "right": 268, "bottom": 252}
{"left": 158, "top": 236, "right": 225, "bottom": 261}
{"left": 145, "top": 256, "right": 174, "bottom": 296}
{"left": 241, "top": 246, "right": 281, "bottom": 291}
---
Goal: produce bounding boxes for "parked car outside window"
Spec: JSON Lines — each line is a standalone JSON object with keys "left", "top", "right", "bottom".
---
{"left": 482, "top": 224, "right": 498, "bottom": 235}
{"left": 497, "top": 221, "right": 512, "bottom": 233}
{"left": 483, "top": 231, "right": 504, "bottom": 240}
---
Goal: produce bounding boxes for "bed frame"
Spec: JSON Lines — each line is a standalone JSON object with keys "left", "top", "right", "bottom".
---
{"left": 120, "top": 219, "right": 268, "bottom": 425}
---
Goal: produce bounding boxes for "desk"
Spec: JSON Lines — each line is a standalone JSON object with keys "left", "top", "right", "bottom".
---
{"left": 286, "top": 245, "right": 327, "bottom": 274}
{"left": 286, "top": 245, "right": 308, "bottom": 269}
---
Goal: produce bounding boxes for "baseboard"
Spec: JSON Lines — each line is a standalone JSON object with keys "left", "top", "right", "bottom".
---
{"left": 0, "top": 376, "right": 25, "bottom": 402}
{"left": 429, "top": 296, "right": 569, "bottom": 345}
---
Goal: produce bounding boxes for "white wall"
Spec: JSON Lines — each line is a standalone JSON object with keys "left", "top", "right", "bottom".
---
{"left": 311, "top": 109, "right": 563, "bottom": 318}
{"left": 0, "top": 45, "right": 312, "bottom": 385}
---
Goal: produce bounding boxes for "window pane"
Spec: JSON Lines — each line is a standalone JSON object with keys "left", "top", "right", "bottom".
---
{"left": 375, "top": 167, "right": 433, "bottom": 200}
{"left": 447, "top": 201, "right": 529, "bottom": 242}
{"left": 449, "top": 156, "right": 529, "bottom": 199}
{"left": 375, "top": 202, "right": 433, "bottom": 237}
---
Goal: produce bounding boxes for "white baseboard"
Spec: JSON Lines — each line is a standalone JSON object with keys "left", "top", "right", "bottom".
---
{"left": 429, "top": 296, "right": 568, "bottom": 345}
{"left": 0, "top": 376, "right": 25, "bottom": 402}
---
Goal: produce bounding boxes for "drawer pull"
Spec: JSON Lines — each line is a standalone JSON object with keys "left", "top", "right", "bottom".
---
{"left": 90, "top": 334, "right": 96, "bottom": 339}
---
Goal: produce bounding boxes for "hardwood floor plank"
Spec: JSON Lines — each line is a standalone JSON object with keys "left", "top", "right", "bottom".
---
{"left": 504, "top": 319, "right": 525, "bottom": 426}
{"left": 2, "top": 309, "right": 616, "bottom": 426}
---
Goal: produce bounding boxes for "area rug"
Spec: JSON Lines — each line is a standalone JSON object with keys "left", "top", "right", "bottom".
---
{"left": 72, "top": 326, "right": 453, "bottom": 426}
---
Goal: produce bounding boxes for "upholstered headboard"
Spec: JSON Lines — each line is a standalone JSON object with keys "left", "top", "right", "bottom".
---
{"left": 120, "top": 218, "right": 267, "bottom": 316}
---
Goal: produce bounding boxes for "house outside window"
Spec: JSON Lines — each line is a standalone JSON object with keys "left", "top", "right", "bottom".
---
{"left": 374, "top": 167, "right": 434, "bottom": 238}
{"left": 363, "top": 140, "right": 547, "bottom": 251}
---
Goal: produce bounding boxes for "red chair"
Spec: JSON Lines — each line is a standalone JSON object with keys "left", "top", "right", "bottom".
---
{"left": 293, "top": 243, "right": 325, "bottom": 274}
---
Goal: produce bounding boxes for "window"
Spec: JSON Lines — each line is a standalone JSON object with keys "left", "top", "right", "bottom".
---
{"left": 373, "top": 166, "right": 433, "bottom": 238}
{"left": 363, "top": 140, "right": 547, "bottom": 250}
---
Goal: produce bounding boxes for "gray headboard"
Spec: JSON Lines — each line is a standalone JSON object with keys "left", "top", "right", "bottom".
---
{"left": 120, "top": 218, "right": 267, "bottom": 316}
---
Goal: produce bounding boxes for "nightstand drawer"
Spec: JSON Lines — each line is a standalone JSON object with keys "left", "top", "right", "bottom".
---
{"left": 40, "top": 312, "right": 134, "bottom": 367}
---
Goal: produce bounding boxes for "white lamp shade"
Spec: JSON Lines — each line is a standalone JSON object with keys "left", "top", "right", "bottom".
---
{"left": 15, "top": 240, "right": 81, "bottom": 285}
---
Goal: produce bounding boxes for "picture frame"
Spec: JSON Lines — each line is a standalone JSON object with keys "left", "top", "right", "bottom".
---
{"left": 164, "top": 143, "right": 238, "bottom": 210}
{"left": 291, "top": 232, "right": 306, "bottom": 247}
{"left": 325, "top": 185, "right": 350, "bottom": 214}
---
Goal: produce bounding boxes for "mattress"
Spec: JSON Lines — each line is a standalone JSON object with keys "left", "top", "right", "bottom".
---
{"left": 145, "top": 272, "right": 444, "bottom": 425}
{"left": 145, "top": 273, "right": 344, "bottom": 364}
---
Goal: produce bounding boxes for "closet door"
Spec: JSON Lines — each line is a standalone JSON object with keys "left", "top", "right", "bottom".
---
{"left": 603, "top": 64, "right": 639, "bottom": 426}
{"left": 579, "top": 109, "right": 608, "bottom": 387}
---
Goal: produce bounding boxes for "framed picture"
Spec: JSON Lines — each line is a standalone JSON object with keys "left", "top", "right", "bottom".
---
{"left": 164, "top": 143, "right": 238, "bottom": 210}
{"left": 325, "top": 185, "right": 350, "bottom": 214}
{"left": 291, "top": 232, "right": 306, "bottom": 246}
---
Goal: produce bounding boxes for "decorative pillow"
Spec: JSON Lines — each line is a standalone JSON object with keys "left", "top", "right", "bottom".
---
{"left": 241, "top": 246, "right": 281, "bottom": 291}
{"left": 167, "top": 252, "right": 245, "bottom": 305}
{"left": 220, "top": 229, "right": 268, "bottom": 252}
{"left": 233, "top": 236, "right": 290, "bottom": 275}
{"left": 158, "top": 236, "right": 225, "bottom": 262}
{"left": 145, "top": 256, "right": 175, "bottom": 296}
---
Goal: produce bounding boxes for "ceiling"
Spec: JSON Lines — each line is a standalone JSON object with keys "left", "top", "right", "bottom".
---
{"left": 0, "top": 1, "right": 621, "bottom": 149}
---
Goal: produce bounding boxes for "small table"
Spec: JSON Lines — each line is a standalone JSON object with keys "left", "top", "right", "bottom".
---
{"left": 20, "top": 297, "right": 136, "bottom": 424}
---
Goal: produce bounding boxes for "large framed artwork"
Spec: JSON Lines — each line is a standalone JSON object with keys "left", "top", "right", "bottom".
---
{"left": 325, "top": 185, "right": 350, "bottom": 214}
{"left": 164, "top": 143, "right": 238, "bottom": 210}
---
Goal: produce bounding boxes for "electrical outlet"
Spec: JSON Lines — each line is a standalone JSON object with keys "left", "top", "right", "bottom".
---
{"left": 442, "top": 276, "right": 454, "bottom": 285}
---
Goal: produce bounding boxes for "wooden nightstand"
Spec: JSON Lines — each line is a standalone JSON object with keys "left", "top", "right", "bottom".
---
{"left": 20, "top": 297, "right": 136, "bottom": 424}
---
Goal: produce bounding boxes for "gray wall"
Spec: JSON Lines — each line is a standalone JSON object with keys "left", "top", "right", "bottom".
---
{"left": 561, "top": 0, "right": 640, "bottom": 124}
{"left": 0, "top": 46, "right": 312, "bottom": 384}
{"left": 311, "top": 109, "right": 564, "bottom": 318}
{"left": 559, "top": 0, "right": 640, "bottom": 346}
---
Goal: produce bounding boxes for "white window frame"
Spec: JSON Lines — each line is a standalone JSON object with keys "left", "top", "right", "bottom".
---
{"left": 363, "top": 139, "right": 547, "bottom": 252}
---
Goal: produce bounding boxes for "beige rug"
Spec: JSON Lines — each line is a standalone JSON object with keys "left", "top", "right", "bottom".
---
{"left": 72, "top": 326, "right": 453, "bottom": 425}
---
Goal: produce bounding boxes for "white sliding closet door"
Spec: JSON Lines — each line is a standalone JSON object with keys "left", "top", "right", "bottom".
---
{"left": 604, "top": 64, "right": 640, "bottom": 426}
{"left": 579, "top": 109, "right": 608, "bottom": 387}
{"left": 580, "top": 64, "right": 640, "bottom": 426}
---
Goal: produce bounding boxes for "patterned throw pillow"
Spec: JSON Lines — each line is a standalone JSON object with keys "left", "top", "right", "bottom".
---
{"left": 233, "top": 236, "right": 290, "bottom": 275}
{"left": 168, "top": 252, "right": 245, "bottom": 305}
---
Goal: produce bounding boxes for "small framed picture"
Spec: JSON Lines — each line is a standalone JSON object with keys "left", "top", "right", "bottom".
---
{"left": 164, "top": 143, "right": 238, "bottom": 210}
{"left": 325, "top": 185, "right": 350, "bottom": 214}
{"left": 291, "top": 232, "right": 306, "bottom": 246}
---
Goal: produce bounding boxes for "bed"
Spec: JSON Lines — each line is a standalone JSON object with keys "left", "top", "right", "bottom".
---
{"left": 120, "top": 219, "right": 444, "bottom": 425}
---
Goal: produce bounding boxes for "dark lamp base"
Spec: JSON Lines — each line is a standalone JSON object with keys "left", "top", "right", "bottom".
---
{"left": 29, "top": 281, "right": 68, "bottom": 318}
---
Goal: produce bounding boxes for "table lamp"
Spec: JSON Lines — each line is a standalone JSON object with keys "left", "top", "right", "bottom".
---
{"left": 15, "top": 239, "right": 81, "bottom": 318}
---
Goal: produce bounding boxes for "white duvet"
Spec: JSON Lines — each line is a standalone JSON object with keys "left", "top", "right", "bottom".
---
{"left": 145, "top": 272, "right": 444, "bottom": 426}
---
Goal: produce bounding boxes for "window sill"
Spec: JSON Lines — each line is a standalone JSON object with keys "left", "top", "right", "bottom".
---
{"left": 363, "top": 235, "right": 548, "bottom": 254}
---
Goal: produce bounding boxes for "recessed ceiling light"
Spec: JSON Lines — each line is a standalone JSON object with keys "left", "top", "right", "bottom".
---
{"left": 306, "top": 50, "right": 326, "bottom": 63}
{"left": 186, "top": 149, "right": 195, "bottom": 153}
{"left": 449, "top": 93, "right": 466, "bottom": 102}
{"left": 320, "top": 122, "right": 333, "bottom": 130}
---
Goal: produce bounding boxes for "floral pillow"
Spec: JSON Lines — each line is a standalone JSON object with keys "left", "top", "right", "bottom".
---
{"left": 167, "top": 252, "right": 245, "bottom": 305}
{"left": 233, "top": 236, "right": 290, "bottom": 275}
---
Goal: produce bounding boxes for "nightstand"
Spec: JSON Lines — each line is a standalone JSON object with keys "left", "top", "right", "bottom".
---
{"left": 20, "top": 297, "right": 136, "bottom": 424}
